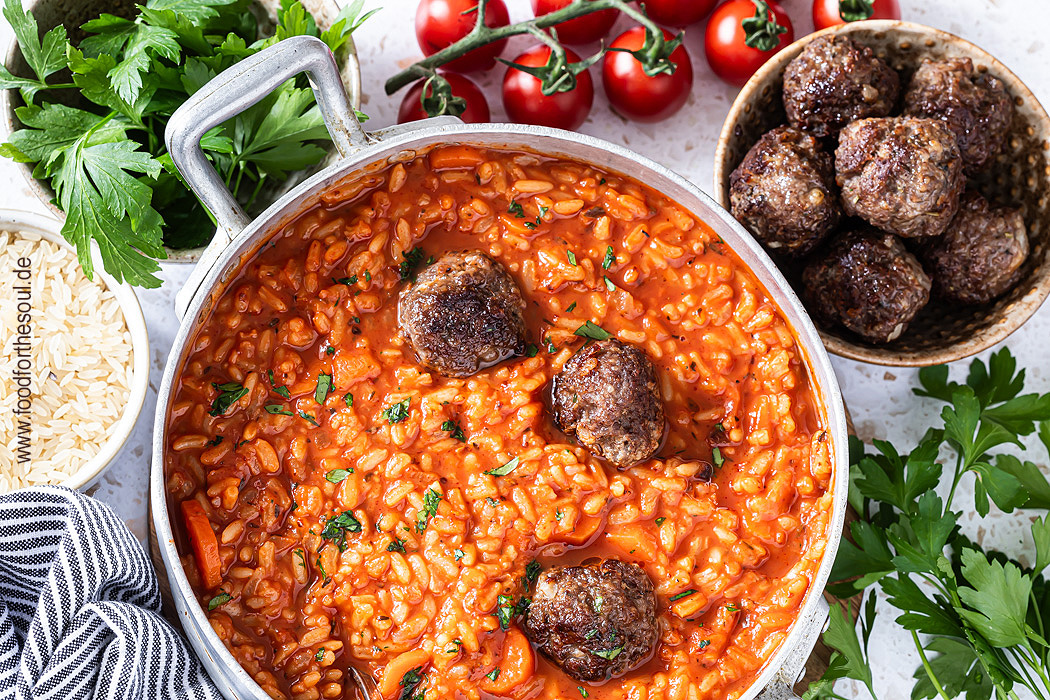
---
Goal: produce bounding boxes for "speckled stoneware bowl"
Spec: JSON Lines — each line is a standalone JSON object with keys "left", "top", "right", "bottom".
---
{"left": 0, "top": 0, "right": 361, "bottom": 263}
{"left": 714, "top": 20, "right": 1050, "bottom": 367}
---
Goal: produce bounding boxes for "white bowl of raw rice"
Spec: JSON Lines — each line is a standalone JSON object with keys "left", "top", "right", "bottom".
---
{"left": 0, "top": 209, "right": 148, "bottom": 492}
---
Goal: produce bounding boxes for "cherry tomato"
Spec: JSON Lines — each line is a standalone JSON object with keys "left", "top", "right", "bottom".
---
{"left": 812, "top": 0, "right": 900, "bottom": 29}
{"left": 503, "top": 45, "right": 594, "bottom": 131}
{"left": 531, "top": 0, "right": 619, "bottom": 44}
{"left": 638, "top": 0, "right": 717, "bottom": 26}
{"left": 415, "top": 0, "right": 510, "bottom": 73}
{"left": 602, "top": 27, "right": 693, "bottom": 123}
{"left": 398, "top": 72, "right": 491, "bottom": 124}
{"left": 705, "top": 0, "right": 794, "bottom": 87}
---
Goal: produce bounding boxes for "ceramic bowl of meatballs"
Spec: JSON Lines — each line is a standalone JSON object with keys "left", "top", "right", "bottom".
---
{"left": 162, "top": 144, "right": 840, "bottom": 700}
{"left": 714, "top": 20, "right": 1050, "bottom": 366}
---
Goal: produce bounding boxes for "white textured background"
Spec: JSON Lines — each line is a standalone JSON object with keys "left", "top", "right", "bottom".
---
{"left": 2, "top": 0, "right": 1049, "bottom": 697}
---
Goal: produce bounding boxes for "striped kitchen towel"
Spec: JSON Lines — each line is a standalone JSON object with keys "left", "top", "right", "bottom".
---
{"left": 0, "top": 486, "right": 221, "bottom": 700}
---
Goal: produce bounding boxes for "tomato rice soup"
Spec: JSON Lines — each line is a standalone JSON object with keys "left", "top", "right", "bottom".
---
{"left": 164, "top": 145, "right": 834, "bottom": 700}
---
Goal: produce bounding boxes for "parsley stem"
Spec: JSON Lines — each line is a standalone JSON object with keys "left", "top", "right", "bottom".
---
{"left": 945, "top": 452, "right": 964, "bottom": 511}
{"left": 911, "top": 630, "right": 951, "bottom": 700}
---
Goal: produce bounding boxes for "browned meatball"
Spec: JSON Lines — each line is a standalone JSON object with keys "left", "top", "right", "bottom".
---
{"left": 903, "top": 57, "right": 1014, "bottom": 173}
{"left": 782, "top": 35, "right": 900, "bottom": 138}
{"left": 729, "top": 126, "right": 842, "bottom": 256}
{"left": 923, "top": 191, "right": 1029, "bottom": 305}
{"left": 551, "top": 339, "right": 664, "bottom": 468}
{"left": 803, "top": 229, "right": 931, "bottom": 343}
{"left": 398, "top": 250, "right": 526, "bottom": 377}
{"left": 835, "top": 117, "right": 965, "bottom": 238}
{"left": 524, "top": 559, "right": 658, "bottom": 683}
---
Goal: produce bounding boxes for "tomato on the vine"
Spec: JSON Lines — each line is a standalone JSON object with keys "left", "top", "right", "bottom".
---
{"left": 503, "top": 46, "right": 595, "bottom": 131}
{"left": 602, "top": 27, "right": 693, "bottom": 123}
{"left": 812, "top": 0, "right": 900, "bottom": 30}
{"left": 705, "top": 0, "right": 794, "bottom": 87}
{"left": 531, "top": 0, "right": 619, "bottom": 44}
{"left": 638, "top": 0, "right": 717, "bottom": 27}
{"left": 415, "top": 0, "right": 511, "bottom": 73}
{"left": 398, "top": 72, "right": 491, "bottom": 124}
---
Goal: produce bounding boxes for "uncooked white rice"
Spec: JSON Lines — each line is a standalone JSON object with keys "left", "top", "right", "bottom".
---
{"left": 0, "top": 230, "right": 133, "bottom": 491}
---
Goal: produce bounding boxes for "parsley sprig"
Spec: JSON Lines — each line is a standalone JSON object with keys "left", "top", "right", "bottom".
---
{"left": 807, "top": 349, "right": 1050, "bottom": 700}
{"left": 0, "top": 0, "right": 373, "bottom": 287}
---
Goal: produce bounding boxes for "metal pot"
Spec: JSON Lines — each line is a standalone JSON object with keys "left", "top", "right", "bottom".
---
{"left": 150, "top": 35, "right": 849, "bottom": 700}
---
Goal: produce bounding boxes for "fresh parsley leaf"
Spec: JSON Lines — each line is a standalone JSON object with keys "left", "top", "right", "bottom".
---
{"left": 590, "top": 646, "right": 624, "bottom": 660}
{"left": 299, "top": 410, "right": 319, "bottom": 426}
{"left": 574, "top": 321, "right": 611, "bottom": 341}
{"left": 321, "top": 510, "right": 362, "bottom": 551}
{"left": 387, "top": 538, "right": 407, "bottom": 553}
{"left": 508, "top": 201, "right": 525, "bottom": 218}
{"left": 655, "top": 517, "right": 666, "bottom": 526}
{"left": 566, "top": 250, "right": 577, "bottom": 266}
{"left": 495, "top": 594, "right": 515, "bottom": 629}
{"left": 819, "top": 602, "right": 875, "bottom": 697}
{"left": 485, "top": 668, "right": 500, "bottom": 681}
{"left": 2, "top": 0, "right": 69, "bottom": 102}
{"left": 265, "top": 404, "right": 293, "bottom": 416}
{"left": 566, "top": 302, "right": 577, "bottom": 313}
{"left": 398, "top": 666, "right": 425, "bottom": 700}
{"left": 315, "top": 372, "right": 333, "bottom": 404}
{"left": 382, "top": 398, "right": 411, "bottom": 424}
{"left": 523, "top": 560, "right": 542, "bottom": 587}
{"left": 603, "top": 276, "right": 615, "bottom": 291}
{"left": 416, "top": 488, "right": 441, "bottom": 532}
{"left": 344, "top": 392, "right": 354, "bottom": 408}
{"left": 601, "top": 245, "right": 615, "bottom": 270}
{"left": 320, "top": 0, "right": 379, "bottom": 52}
{"left": 268, "top": 369, "right": 292, "bottom": 399}
{"left": 669, "top": 589, "right": 696, "bottom": 602}
{"left": 207, "top": 591, "right": 231, "bottom": 610}
{"left": 441, "top": 419, "right": 465, "bottom": 442}
{"left": 485, "top": 456, "right": 519, "bottom": 477}
{"left": 526, "top": 343, "right": 539, "bottom": 357}
{"left": 453, "top": 549, "right": 465, "bottom": 561}
{"left": 325, "top": 468, "right": 352, "bottom": 483}
{"left": 210, "top": 382, "right": 248, "bottom": 416}
{"left": 399, "top": 248, "right": 427, "bottom": 281}
{"left": 956, "top": 548, "right": 1034, "bottom": 648}
{"left": 711, "top": 447, "right": 724, "bottom": 468}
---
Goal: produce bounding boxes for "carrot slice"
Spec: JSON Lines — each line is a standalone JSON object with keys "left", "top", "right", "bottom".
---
{"left": 181, "top": 499, "right": 222, "bottom": 590}
{"left": 481, "top": 629, "right": 535, "bottom": 695}
{"left": 429, "top": 145, "right": 484, "bottom": 170}
{"left": 377, "top": 649, "right": 431, "bottom": 700}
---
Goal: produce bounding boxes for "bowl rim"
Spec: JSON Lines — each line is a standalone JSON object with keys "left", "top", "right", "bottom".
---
{"left": 713, "top": 19, "right": 1050, "bottom": 367}
{"left": 0, "top": 0, "right": 363, "bottom": 264}
{"left": 0, "top": 208, "right": 150, "bottom": 491}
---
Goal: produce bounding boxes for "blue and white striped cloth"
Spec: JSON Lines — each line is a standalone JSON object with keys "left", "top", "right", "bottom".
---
{"left": 0, "top": 486, "right": 221, "bottom": 700}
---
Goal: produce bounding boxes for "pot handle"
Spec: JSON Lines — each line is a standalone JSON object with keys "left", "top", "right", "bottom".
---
{"left": 753, "top": 595, "right": 830, "bottom": 700}
{"left": 165, "top": 35, "right": 364, "bottom": 319}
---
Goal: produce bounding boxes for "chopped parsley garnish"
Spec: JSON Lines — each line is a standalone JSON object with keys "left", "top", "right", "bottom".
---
{"left": 265, "top": 404, "right": 294, "bottom": 416}
{"left": 209, "top": 382, "right": 248, "bottom": 416}
{"left": 566, "top": 250, "right": 577, "bottom": 266}
{"left": 416, "top": 488, "right": 442, "bottom": 532}
{"left": 485, "top": 668, "right": 500, "bottom": 682}
{"left": 344, "top": 393, "right": 354, "bottom": 408}
{"left": 321, "top": 510, "right": 362, "bottom": 550}
{"left": 574, "top": 321, "right": 612, "bottom": 341}
{"left": 382, "top": 398, "right": 411, "bottom": 424}
{"left": 387, "top": 538, "right": 407, "bottom": 553}
{"left": 454, "top": 549, "right": 465, "bottom": 561}
{"left": 508, "top": 201, "right": 525, "bottom": 218}
{"left": 207, "top": 591, "right": 231, "bottom": 610}
{"left": 315, "top": 648, "right": 325, "bottom": 662}
{"left": 603, "top": 276, "right": 616, "bottom": 291}
{"left": 206, "top": 435, "right": 223, "bottom": 447}
{"left": 325, "top": 346, "right": 335, "bottom": 356}
{"left": 670, "top": 589, "right": 697, "bottom": 602}
{"left": 523, "top": 560, "right": 542, "bottom": 587}
{"left": 315, "top": 373, "right": 333, "bottom": 404}
{"left": 566, "top": 302, "right": 577, "bottom": 313}
{"left": 398, "top": 666, "right": 425, "bottom": 700}
{"left": 655, "top": 517, "right": 666, "bottom": 526}
{"left": 299, "top": 411, "right": 319, "bottom": 426}
{"left": 333, "top": 275, "right": 358, "bottom": 286}
{"left": 268, "top": 370, "right": 291, "bottom": 399}
{"left": 540, "top": 206, "right": 549, "bottom": 216}
{"left": 316, "top": 556, "right": 329, "bottom": 584}
{"left": 485, "top": 456, "right": 519, "bottom": 477}
{"left": 591, "top": 646, "right": 624, "bottom": 660}
{"left": 584, "top": 629, "right": 598, "bottom": 640}
{"left": 545, "top": 337, "right": 557, "bottom": 353}
{"left": 578, "top": 687, "right": 589, "bottom": 698}
{"left": 399, "top": 248, "right": 428, "bottom": 281}
{"left": 441, "top": 419, "right": 466, "bottom": 441}
{"left": 712, "top": 447, "right": 725, "bottom": 468}
{"left": 525, "top": 343, "right": 539, "bottom": 358}
{"left": 496, "top": 594, "right": 515, "bottom": 629}
{"left": 325, "top": 468, "right": 353, "bottom": 483}
{"left": 523, "top": 220, "right": 537, "bottom": 230}
{"left": 726, "top": 603, "right": 740, "bottom": 612}
{"left": 699, "top": 639, "right": 710, "bottom": 650}
{"left": 364, "top": 270, "right": 372, "bottom": 282}
{"left": 602, "top": 246, "right": 615, "bottom": 270}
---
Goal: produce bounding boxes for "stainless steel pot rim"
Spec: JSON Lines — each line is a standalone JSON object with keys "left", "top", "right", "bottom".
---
{"left": 151, "top": 39, "right": 849, "bottom": 700}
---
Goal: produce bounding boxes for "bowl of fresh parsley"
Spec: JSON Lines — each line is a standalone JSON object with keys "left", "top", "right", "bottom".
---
{"left": 0, "top": 0, "right": 373, "bottom": 285}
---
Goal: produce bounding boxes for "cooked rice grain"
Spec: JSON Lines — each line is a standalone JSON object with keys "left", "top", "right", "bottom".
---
{"left": 0, "top": 230, "right": 132, "bottom": 490}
